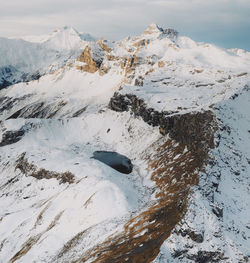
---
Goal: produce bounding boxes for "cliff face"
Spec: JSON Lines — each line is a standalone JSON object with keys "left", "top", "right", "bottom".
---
{"left": 110, "top": 92, "right": 216, "bottom": 154}
{"left": 77, "top": 46, "right": 100, "bottom": 73}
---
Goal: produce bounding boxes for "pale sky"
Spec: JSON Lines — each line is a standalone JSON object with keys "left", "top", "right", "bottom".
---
{"left": 0, "top": 0, "right": 249, "bottom": 50}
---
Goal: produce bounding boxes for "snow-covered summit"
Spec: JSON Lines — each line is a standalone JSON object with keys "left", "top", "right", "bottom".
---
{"left": 143, "top": 23, "right": 163, "bottom": 34}
{"left": 142, "top": 23, "right": 178, "bottom": 42}
{"left": 43, "top": 26, "right": 95, "bottom": 51}
{"left": 17, "top": 26, "right": 96, "bottom": 45}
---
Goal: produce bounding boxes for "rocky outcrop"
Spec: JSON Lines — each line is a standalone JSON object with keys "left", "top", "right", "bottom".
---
{"left": 109, "top": 93, "right": 216, "bottom": 155}
{"left": 77, "top": 44, "right": 108, "bottom": 75}
{"left": 172, "top": 250, "right": 225, "bottom": 262}
{"left": 77, "top": 46, "right": 101, "bottom": 73}
{"left": 0, "top": 66, "right": 17, "bottom": 89}
{"left": 164, "top": 28, "right": 178, "bottom": 40}
{"left": 143, "top": 23, "right": 178, "bottom": 41}
{"left": 121, "top": 54, "right": 140, "bottom": 77}
{"left": 0, "top": 79, "right": 12, "bottom": 90}
{"left": 174, "top": 228, "right": 204, "bottom": 243}
{"left": 133, "top": 39, "right": 150, "bottom": 49}
{"left": 15, "top": 153, "right": 75, "bottom": 184}
{"left": 21, "top": 71, "right": 41, "bottom": 82}
{"left": 7, "top": 100, "right": 67, "bottom": 119}
{"left": 143, "top": 23, "right": 164, "bottom": 35}
{"left": 97, "top": 39, "right": 112, "bottom": 53}
{"left": 0, "top": 129, "right": 25, "bottom": 147}
{"left": 0, "top": 95, "right": 32, "bottom": 116}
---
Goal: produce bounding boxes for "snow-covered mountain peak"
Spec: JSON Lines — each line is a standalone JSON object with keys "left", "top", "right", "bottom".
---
{"left": 54, "top": 26, "right": 80, "bottom": 38}
{"left": 142, "top": 23, "right": 164, "bottom": 38}
{"left": 62, "top": 25, "right": 75, "bottom": 31}
{"left": 144, "top": 23, "right": 163, "bottom": 34}
{"left": 43, "top": 26, "right": 90, "bottom": 51}
{"left": 141, "top": 23, "right": 178, "bottom": 43}
{"left": 18, "top": 26, "right": 95, "bottom": 45}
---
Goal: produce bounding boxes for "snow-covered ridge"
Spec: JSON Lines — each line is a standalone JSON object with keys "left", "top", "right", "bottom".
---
{"left": 18, "top": 26, "right": 96, "bottom": 44}
{"left": 42, "top": 26, "right": 96, "bottom": 51}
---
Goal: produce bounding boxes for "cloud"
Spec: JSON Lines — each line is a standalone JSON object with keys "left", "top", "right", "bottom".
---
{"left": 0, "top": 0, "right": 249, "bottom": 50}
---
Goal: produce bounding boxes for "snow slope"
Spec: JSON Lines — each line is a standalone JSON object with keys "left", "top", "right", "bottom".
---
{"left": 0, "top": 112, "right": 159, "bottom": 262}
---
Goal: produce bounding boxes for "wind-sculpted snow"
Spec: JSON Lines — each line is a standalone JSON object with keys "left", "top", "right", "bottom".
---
{"left": 0, "top": 23, "right": 249, "bottom": 263}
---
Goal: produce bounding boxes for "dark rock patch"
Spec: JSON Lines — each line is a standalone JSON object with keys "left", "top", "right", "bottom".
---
{"left": 92, "top": 151, "right": 133, "bottom": 174}
{"left": 212, "top": 205, "right": 223, "bottom": 218}
{"left": 15, "top": 153, "right": 75, "bottom": 184}
{"left": 187, "top": 251, "right": 225, "bottom": 262}
{"left": 7, "top": 100, "right": 67, "bottom": 119}
{"left": 21, "top": 71, "right": 41, "bottom": 82}
{"left": 0, "top": 130, "right": 25, "bottom": 147}
{"left": 134, "top": 76, "right": 144, "bottom": 86}
{"left": 0, "top": 95, "right": 32, "bottom": 115}
{"left": 0, "top": 79, "right": 12, "bottom": 90}
{"left": 175, "top": 228, "right": 204, "bottom": 243}
{"left": 72, "top": 106, "right": 88, "bottom": 117}
{"left": 173, "top": 250, "right": 225, "bottom": 262}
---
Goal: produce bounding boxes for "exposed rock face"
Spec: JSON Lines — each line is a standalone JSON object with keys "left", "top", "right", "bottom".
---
{"left": 15, "top": 153, "right": 75, "bottom": 184}
{"left": 133, "top": 39, "right": 150, "bottom": 49}
{"left": 0, "top": 66, "right": 18, "bottom": 89}
{"left": 0, "top": 95, "right": 32, "bottom": 115}
{"left": 77, "top": 46, "right": 102, "bottom": 73}
{"left": 109, "top": 92, "right": 216, "bottom": 155}
{"left": 134, "top": 76, "right": 144, "bottom": 86}
{"left": 76, "top": 44, "right": 108, "bottom": 75}
{"left": 97, "top": 39, "right": 112, "bottom": 53}
{"left": 174, "top": 228, "right": 204, "bottom": 243}
{"left": 7, "top": 100, "right": 67, "bottom": 119}
{"left": 21, "top": 71, "right": 41, "bottom": 82}
{"left": 121, "top": 54, "right": 140, "bottom": 78}
{"left": 0, "top": 79, "right": 12, "bottom": 90}
{"left": 164, "top": 28, "right": 178, "bottom": 40}
{"left": 172, "top": 250, "right": 225, "bottom": 262}
{"left": 143, "top": 23, "right": 178, "bottom": 41}
{"left": 0, "top": 129, "right": 25, "bottom": 147}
